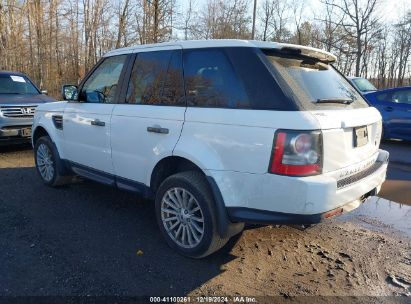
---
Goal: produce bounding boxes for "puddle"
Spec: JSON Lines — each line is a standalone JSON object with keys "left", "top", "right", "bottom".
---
{"left": 340, "top": 196, "right": 411, "bottom": 238}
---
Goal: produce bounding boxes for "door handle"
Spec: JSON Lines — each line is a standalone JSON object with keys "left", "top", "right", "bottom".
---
{"left": 147, "top": 126, "right": 169, "bottom": 134}
{"left": 384, "top": 106, "right": 393, "bottom": 112}
{"left": 91, "top": 119, "right": 105, "bottom": 127}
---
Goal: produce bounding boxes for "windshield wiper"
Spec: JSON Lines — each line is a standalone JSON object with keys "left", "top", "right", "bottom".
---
{"left": 315, "top": 98, "right": 354, "bottom": 104}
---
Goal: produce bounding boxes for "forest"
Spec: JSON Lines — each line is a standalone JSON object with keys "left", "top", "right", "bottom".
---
{"left": 0, "top": 0, "right": 410, "bottom": 99}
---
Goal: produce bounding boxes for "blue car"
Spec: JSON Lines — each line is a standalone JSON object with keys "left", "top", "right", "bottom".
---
{"left": 364, "top": 86, "right": 411, "bottom": 141}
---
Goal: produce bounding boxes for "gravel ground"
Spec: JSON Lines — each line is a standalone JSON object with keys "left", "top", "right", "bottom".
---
{"left": 0, "top": 144, "right": 410, "bottom": 298}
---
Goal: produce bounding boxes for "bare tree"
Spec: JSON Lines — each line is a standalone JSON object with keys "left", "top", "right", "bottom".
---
{"left": 115, "top": 0, "right": 131, "bottom": 48}
{"left": 0, "top": 0, "right": 409, "bottom": 98}
{"left": 394, "top": 11, "right": 411, "bottom": 86}
{"left": 199, "top": 0, "right": 251, "bottom": 39}
{"left": 324, "top": 0, "right": 381, "bottom": 76}
{"left": 136, "top": 0, "right": 175, "bottom": 44}
{"left": 258, "top": 0, "right": 290, "bottom": 42}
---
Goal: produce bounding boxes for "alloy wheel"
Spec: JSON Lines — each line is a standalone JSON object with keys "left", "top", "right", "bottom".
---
{"left": 161, "top": 187, "right": 205, "bottom": 249}
{"left": 36, "top": 143, "right": 55, "bottom": 182}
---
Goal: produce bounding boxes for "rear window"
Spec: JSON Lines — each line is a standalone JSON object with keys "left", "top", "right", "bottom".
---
{"left": 263, "top": 50, "right": 369, "bottom": 110}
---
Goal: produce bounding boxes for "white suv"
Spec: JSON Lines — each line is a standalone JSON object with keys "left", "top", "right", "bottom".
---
{"left": 32, "top": 40, "right": 389, "bottom": 258}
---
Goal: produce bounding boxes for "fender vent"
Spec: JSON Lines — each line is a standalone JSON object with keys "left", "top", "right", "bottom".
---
{"left": 52, "top": 115, "right": 63, "bottom": 130}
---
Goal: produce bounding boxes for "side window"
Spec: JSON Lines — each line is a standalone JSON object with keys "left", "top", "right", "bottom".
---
{"left": 391, "top": 90, "right": 411, "bottom": 105}
{"left": 79, "top": 55, "right": 127, "bottom": 103}
{"left": 376, "top": 93, "right": 389, "bottom": 102}
{"left": 126, "top": 50, "right": 185, "bottom": 106}
{"left": 183, "top": 49, "right": 250, "bottom": 108}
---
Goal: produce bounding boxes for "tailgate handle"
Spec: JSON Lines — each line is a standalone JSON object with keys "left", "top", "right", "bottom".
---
{"left": 384, "top": 106, "right": 393, "bottom": 112}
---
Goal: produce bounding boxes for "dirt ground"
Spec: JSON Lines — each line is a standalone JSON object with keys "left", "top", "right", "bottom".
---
{"left": 0, "top": 144, "right": 410, "bottom": 299}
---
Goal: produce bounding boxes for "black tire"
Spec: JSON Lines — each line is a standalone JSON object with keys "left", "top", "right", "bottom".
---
{"left": 34, "top": 136, "right": 71, "bottom": 187}
{"left": 155, "top": 171, "right": 229, "bottom": 258}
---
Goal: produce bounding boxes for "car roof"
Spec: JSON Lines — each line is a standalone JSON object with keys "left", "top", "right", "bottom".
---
{"left": 104, "top": 39, "right": 337, "bottom": 62}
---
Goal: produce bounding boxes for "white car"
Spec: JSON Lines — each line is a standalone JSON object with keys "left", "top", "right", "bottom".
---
{"left": 32, "top": 40, "right": 389, "bottom": 258}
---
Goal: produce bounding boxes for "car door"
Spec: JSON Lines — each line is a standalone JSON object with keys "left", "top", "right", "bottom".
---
{"left": 110, "top": 47, "right": 186, "bottom": 191}
{"left": 389, "top": 89, "right": 411, "bottom": 138}
{"left": 62, "top": 54, "right": 129, "bottom": 179}
{"left": 374, "top": 89, "right": 411, "bottom": 139}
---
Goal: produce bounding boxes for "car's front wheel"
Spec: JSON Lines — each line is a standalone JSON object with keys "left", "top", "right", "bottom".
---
{"left": 155, "top": 171, "right": 229, "bottom": 258}
{"left": 34, "top": 136, "right": 70, "bottom": 187}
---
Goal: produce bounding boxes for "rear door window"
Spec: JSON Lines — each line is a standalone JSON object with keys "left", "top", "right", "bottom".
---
{"left": 126, "top": 50, "right": 185, "bottom": 106}
{"left": 183, "top": 49, "right": 250, "bottom": 108}
{"left": 391, "top": 90, "right": 411, "bottom": 105}
{"left": 376, "top": 93, "right": 389, "bottom": 102}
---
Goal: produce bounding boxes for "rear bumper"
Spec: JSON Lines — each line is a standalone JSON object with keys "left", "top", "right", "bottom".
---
{"left": 207, "top": 149, "right": 388, "bottom": 224}
{"left": 227, "top": 194, "right": 374, "bottom": 225}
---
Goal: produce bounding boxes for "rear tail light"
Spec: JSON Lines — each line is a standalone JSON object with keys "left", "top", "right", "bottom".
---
{"left": 269, "top": 130, "right": 323, "bottom": 176}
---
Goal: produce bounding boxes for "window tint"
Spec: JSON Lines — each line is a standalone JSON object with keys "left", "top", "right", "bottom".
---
{"left": 263, "top": 49, "right": 369, "bottom": 110}
{"left": 79, "top": 55, "right": 127, "bottom": 103}
{"left": 226, "top": 48, "right": 294, "bottom": 110}
{"left": 183, "top": 49, "right": 250, "bottom": 108}
{"left": 351, "top": 78, "right": 377, "bottom": 92}
{"left": 376, "top": 93, "right": 389, "bottom": 102}
{"left": 391, "top": 90, "right": 411, "bottom": 104}
{"left": 183, "top": 48, "right": 295, "bottom": 110}
{"left": 126, "top": 50, "right": 185, "bottom": 106}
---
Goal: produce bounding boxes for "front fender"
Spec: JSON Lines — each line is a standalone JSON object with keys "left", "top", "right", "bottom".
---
{"left": 33, "top": 104, "right": 66, "bottom": 158}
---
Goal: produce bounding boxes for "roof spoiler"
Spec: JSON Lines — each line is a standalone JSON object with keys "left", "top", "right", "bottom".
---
{"left": 278, "top": 44, "right": 337, "bottom": 63}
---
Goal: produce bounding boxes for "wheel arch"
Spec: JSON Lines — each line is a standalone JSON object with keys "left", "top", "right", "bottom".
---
{"left": 150, "top": 155, "right": 243, "bottom": 238}
{"left": 32, "top": 125, "right": 50, "bottom": 146}
{"left": 150, "top": 156, "right": 204, "bottom": 194}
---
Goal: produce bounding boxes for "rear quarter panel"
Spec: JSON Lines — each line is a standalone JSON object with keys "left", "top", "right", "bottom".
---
{"left": 173, "top": 108, "right": 320, "bottom": 173}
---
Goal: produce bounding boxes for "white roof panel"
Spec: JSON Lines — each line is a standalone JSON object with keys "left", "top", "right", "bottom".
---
{"left": 104, "top": 39, "right": 337, "bottom": 62}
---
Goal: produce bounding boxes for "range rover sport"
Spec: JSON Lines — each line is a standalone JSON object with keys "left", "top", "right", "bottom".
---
{"left": 32, "top": 40, "right": 389, "bottom": 258}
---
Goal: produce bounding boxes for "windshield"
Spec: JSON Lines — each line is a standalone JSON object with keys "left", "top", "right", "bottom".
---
{"left": 351, "top": 78, "right": 377, "bottom": 92}
{"left": 263, "top": 51, "right": 369, "bottom": 109}
{"left": 0, "top": 74, "right": 39, "bottom": 94}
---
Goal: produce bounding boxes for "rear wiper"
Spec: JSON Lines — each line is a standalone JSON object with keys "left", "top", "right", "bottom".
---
{"left": 315, "top": 98, "right": 354, "bottom": 104}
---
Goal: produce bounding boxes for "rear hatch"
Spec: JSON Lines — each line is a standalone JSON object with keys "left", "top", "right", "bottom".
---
{"left": 311, "top": 108, "right": 382, "bottom": 173}
{"left": 262, "top": 47, "right": 382, "bottom": 175}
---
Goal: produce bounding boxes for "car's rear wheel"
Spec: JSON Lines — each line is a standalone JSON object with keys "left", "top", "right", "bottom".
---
{"left": 34, "top": 136, "right": 71, "bottom": 186}
{"left": 155, "top": 171, "right": 229, "bottom": 258}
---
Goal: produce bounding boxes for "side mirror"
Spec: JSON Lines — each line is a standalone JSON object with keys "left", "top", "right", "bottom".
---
{"left": 62, "top": 85, "right": 78, "bottom": 101}
{"left": 41, "top": 90, "right": 48, "bottom": 95}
